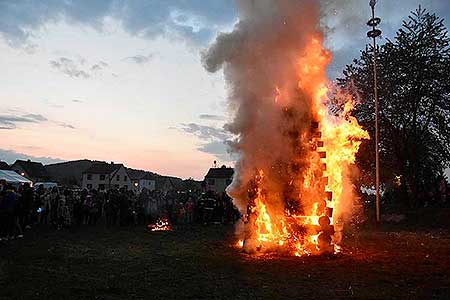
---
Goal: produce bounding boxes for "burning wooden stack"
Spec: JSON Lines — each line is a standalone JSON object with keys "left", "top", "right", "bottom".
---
{"left": 311, "top": 121, "right": 334, "bottom": 254}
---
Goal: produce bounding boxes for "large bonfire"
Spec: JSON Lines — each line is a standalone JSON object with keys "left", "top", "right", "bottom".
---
{"left": 203, "top": 0, "right": 369, "bottom": 256}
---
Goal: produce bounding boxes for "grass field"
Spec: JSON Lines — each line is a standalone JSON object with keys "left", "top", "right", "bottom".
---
{"left": 1, "top": 224, "right": 450, "bottom": 299}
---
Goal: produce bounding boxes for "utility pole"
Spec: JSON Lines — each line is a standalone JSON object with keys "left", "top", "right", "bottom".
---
{"left": 367, "top": 0, "right": 382, "bottom": 223}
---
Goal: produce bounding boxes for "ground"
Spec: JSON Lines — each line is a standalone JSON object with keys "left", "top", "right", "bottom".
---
{"left": 1, "top": 224, "right": 450, "bottom": 300}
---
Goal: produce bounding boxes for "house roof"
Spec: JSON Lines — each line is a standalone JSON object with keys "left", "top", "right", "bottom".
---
{"left": 205, "top": 167, "right": 234, "bottom": 179}
{"left": 141, "top": 173, "right": 155, "bottom": 180}
{"left": 12, "top": 160, "right": 48, "bottom": 179}
{"left": 83, "top": 163, "right": 123, "bottom": 175}
{"left": 0, "top": 161, "right": 10, "bottom": 170}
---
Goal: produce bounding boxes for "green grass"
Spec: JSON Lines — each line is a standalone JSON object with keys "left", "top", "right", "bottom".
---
{"left": 1, "top": 225, "right": 450, "bottom": 299}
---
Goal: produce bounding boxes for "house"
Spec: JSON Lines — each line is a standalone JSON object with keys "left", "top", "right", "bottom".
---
{"left": 81, "top": 162, "right": 132, "bottom": 191}
{"left": 155, "top": 176, "right": 184, "bottom": 193}
{"left": 204, "top": 165, "right": 234, "bottom": 193}
{"left": 0, "top": 161, "right": 10, "bottom": 170}
{"left": 10, "top": 159, "right": 50, "bottom": 182}
{"left": 131, "top": 173, "right": 156, "bottom": 193}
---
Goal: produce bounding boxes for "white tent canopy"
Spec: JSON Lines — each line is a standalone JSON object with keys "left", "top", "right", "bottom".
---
{"left": 0, "top": 170, "right": 32, "bottom": 184}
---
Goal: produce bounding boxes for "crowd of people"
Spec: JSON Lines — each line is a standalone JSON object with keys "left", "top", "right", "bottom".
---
{"left": 0, "top": 180, "right": 240, "bottom": 241}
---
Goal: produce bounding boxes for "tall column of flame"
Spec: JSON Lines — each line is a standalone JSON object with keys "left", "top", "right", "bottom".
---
{"left": 203, "top": 0, "right": 369, "bottom": 256}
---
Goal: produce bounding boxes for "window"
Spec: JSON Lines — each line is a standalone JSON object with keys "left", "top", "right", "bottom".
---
{"left": 99, "top": 184, "right": 105, "bottom": 190}
{"left": 208, "top": 179, "right": 215, "bottom": 185}
{"left": 100, "top": 174, "right": 106, "bottom": 181}
{"left": 115, "top": 184, "right": 120, "bottom": 189}
{"left": 87, "top": 184, "right": 92, "bottom": 189}
{"left": 87, "top": 174, "right": 92, "bottom": 180}
{"left": 124, "top": 176, "right": 128, "bottom": 181}
{"left": 116, "top": 175, "right": 120, "bottom": 181}
{"left": 123, "top": 185, "right": 128, "bottom": 190}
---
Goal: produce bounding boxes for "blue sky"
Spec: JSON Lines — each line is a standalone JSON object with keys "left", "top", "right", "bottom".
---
{"left": 0, "top": 0, "right": 449, "bottom": 179}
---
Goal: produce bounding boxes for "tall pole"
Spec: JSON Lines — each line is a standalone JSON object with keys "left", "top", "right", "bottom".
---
{"left": 372, "top": 4, "right": 380, "bottom": 224}
{"left": 367, "top": 1, "right": 381, "bottom": 223}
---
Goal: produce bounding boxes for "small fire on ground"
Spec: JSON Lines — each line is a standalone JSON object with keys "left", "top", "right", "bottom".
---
{"left": 147, "top": 218, "right": 172, "bottom": 232}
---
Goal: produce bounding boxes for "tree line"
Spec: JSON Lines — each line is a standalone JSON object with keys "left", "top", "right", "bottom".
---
{"left": 339, "top": 7, "right": 450, "bottom": 210}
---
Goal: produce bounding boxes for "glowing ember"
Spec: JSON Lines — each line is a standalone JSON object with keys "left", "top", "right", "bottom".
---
{"left": 204, "top": 0, "right": 369, "bottom": 256}
{"left": 148, "top": 218, "right": 172, "bottom": 232}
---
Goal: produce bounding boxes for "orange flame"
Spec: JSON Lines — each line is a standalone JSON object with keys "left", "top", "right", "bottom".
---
{"left": 237, "top": 35, "right": 369, "bottom": 256}
{"left": 148, "top": 218, "right": 172, "bottom": 232}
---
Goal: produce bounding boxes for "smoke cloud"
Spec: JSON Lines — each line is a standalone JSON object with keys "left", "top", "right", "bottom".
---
{"left": 203, "top": 0, "right": 328, "bottom": 214}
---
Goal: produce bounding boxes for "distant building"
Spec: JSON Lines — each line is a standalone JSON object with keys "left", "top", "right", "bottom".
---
{"left": 154, "top": 176, "right": 184, "bottom": 193}
{"left": 0, "top": 161, "right": 10, "bottom": 170}
{"left": 81, "top": 162, "right": 131, "bottom": 191}
{"left": 204, "top": 165, "right": 234, "bottom": 193}
{"left": 11, "top": 159, "right": 50, "bottom": 182}
{"left": 131, "top": 173, "right": 156, "bottom": 193}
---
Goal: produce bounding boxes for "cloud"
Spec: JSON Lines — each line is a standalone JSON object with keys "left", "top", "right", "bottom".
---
{"left": 125, "top": 53, "right": 155, "bottom": 64}
{"left": 199, "top": 114, "right": 225, "bottom": 121}
{"left": 91, "top": 61, "right": 108, "bottom": 71}
{"left": 180, "top": 123, "right": 230, "bottom": 141}
{"left": 0, "top": 1, "right": 237, "bottom": 46}
{"left": 0, "top": 148, "right": 64, "bottom": 165}
{"left": 0, "top": 112, "right": 75, "bottom": 130}
{"left": 50, "top": 57, "right": 90, "bottom": 78}
{"left": 180, "top": 123, "right": 235, "bottom": 161}
{"left": 197, "top": 140, "right": 235, "bottom": 162}
{"left": 23, "top": 43, "right": 38, "bottom": 54}
{"left": 43, "top": 99, "right": 64, "bottom": 108}
{"left": 23, "top": 114, "right": 47, "bottom": 122}
{"left": 57, "top": 122, "right": 76, "bottom": 129}
{"left": 0, "top": 113, "right": 47, "bottom": 129}
{"left": 50, "top": 57, "right": 109, "bottom": 78}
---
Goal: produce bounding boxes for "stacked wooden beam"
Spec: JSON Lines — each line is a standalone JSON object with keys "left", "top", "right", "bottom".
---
{"left": 311, "top": 120, "right": 334, "bottom": 253}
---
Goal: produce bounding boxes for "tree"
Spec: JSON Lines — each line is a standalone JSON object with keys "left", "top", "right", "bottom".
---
{"left": 339, "top": 7, "right": 450, "bottom": 208}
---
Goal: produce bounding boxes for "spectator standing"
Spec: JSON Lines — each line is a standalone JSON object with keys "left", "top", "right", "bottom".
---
{"left": 119, "top": 189, "right": 130, "bottom": 226}
{"left": 40, "top": 189, "right": 52, "bottom": 225}
{"left": 185, "top": 198, "right": 194, "bottom": 224}
{"left": 73, "top": 192, "right": 83, "bottom": 226}
{"left": 176, "top": 201, "right": 185, "bottom": 224}
{"left": 49, "top": 187, "right": 60, "bottom": 227}
{"left": 0, "top": 180, "right": 8, "bottom": 239}
{"left": 57, "top": 192, "right": 71, "bottom": 229}
{"left": 2, "top": 185, "right": 21, "bottom": 238}
{"left": 105, "top": 191, "right": 116, "bottom": 226}
{"left": 34, "top": 185, "right": 45, "bottom": 225}
{"left": 20, "top": 183, "right": 34, "bottom": 229}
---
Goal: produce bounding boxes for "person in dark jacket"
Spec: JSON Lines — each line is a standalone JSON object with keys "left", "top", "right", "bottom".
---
{"left": 20, "top": 183, "right": 34, "bottom": 228}
{"left": 1, "top": 184, "right": 19, "bottom": 238}
{"left": 119, "top": 189, "right": 130, "bottom": 226}
{"left": 0, "top": 180, "right": 8, "bottom": 239}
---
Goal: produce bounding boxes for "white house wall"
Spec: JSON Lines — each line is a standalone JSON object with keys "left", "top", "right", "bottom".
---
{"left": 140, "top": 179, "right": 156, "bottom": 191}
{"left": 206, "top": 178, "right": 230, "bottom": 193}
{"left": 82, "top": 166, "right": 132, "bottom": 191}
{"left": 110, "top": 167, "right": 132, "bottom": 190}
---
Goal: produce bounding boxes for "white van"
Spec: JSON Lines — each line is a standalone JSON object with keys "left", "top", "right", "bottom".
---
{"left": 34, "top": 182, "right": 58, "bottom": 190}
